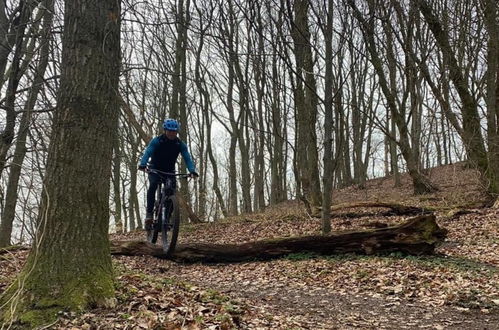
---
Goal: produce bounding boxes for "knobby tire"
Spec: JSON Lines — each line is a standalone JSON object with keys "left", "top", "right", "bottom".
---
{"left": 161, "top": 195, "right": 180, "bottom": 255}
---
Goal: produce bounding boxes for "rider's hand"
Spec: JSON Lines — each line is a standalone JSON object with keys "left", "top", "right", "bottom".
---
{"left": 190, "top": 171, "right": 199, "bottom": 178}
{"left": 138, "top": 165, "right": 147, "bottom": 172}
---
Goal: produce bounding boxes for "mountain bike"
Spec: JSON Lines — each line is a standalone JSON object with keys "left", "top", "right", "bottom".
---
{"left": 145, "top": 168, "right": 191, "bottom": 255}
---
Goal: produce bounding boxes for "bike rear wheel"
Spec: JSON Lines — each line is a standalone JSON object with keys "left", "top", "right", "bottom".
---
{"left": 161, "top": 195, "right": 180, "bottom": 255}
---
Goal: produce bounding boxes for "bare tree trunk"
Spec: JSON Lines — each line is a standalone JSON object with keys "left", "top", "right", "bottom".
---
{"left": 206, "top": 110, "right": 228, "bottom": 217}
{"left": 350, "top": 34, "right": 371, "bottom": 187}
{"left": 322, "top": 0, "right": 334, "bottom": 234}
{"left": 335, "top": 59, "right": 351, "bottom": 187}
{"left": 406, "top": 3, "right": 423, "bottom": 171}
{"left": 128, "top": 152, "right": 140, "bottom": 230}
{"left": 112, "top": 136, "right": 123, "bottom": 233}
{"left": 235, "top": 68, "right": 253, "bottom": 213}
{"left": 270, "top": 59, "right": 286, "bottom": 204}
{"left": 0, "top": 1, "right": 12, "bottom": 80}
{"left": 0, "top": 0, "right": 121, "bottom": 326}
{"left": 384, "top": 13, "right": 401, "bottom": 187}
{"left": 169, "top": 0, "right": 192, "bottom": 221}
{"left": 252, "top": 2, "right": 266, "bottom": 211}
{"left": 170, "top": 0, "right": 185, "bottom": 120}
{"left": 220, "top": 1, "right": 240, "bottom": 216}
{"left": 389, "top": 114, "right": 401, "bottom": 186}
{"left": 483, "top": 0, "right": 499, "bottom": 196}
{"left": 290, "top": 0, "right": 322, "bottom": 206}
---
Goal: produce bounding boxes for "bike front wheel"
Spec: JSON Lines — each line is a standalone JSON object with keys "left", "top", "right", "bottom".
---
{"left": 161, "top": 195, "right": 180, "bottom": 255}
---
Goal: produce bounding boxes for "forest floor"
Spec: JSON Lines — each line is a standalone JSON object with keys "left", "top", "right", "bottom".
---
{"left": 1, "top": 162, "right": 499, "bottom": 329}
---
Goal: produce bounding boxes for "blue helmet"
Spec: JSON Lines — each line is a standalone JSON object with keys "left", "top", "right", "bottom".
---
{"left": 163, "top": 118, "right": 180, "bottom": 131}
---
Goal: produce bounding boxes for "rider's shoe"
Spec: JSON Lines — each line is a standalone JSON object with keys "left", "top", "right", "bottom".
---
{"left": 144, "top": 212, "right": 153, "bottom": 229}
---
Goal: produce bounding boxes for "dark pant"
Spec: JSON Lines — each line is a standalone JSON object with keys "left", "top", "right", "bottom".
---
{"left": 146, "top": 173, "right": 176, "bottom": 214}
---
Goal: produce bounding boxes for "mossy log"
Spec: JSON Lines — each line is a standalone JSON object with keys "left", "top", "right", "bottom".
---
{"left": 110, "top": 214, "right": 446, "bottom": 263}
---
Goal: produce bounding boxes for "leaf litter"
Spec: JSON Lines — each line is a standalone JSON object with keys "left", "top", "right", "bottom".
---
{"left": 1, "top": 163, "right": 498, "bottom": 328}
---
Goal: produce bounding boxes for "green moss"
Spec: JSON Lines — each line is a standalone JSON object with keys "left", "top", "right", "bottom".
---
{"left": 17, "top": 308, "right": 61, "bottom": 328}
{"left": 354, "top": 269, "right": 372, "bottom": 279}
{"left": 180, "top": 224, "right": 197, "bottom": 233}
{"left": 214, "top": 313, "right": 232, "bottom": 323}
{"left": 194, "top": 315, "right": 205, "bottom": 324}
{"left": 161, "top": 278, "right": 177, "bottom": 286}
{"left": 284, "top": 252, "right": 320, "bottom": 261}
{"left": 201, "top": 289, "right": 230, "bottom": 304}
{"left": 0, "top": 263, "right": 115, "bottom": 328}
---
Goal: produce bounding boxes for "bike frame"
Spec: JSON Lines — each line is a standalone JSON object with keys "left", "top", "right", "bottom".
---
{"left": 147, "top": 169, "right": 190, "bottom": 204}
{"left": 145, "top": 168, "right": 191, "bottom": 254}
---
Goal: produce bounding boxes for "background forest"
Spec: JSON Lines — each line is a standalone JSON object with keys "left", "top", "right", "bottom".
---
{"left": 0, "top": 0, "right": 498, "bottom": 328}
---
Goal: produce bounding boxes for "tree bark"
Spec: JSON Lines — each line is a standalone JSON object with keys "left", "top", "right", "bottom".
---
{"left": 290, "top": 0, "right": 322, "bottom": 206}
{"left": 252, "top": 2, "right": 266, "bottom": 212}
{"left": 221, "top": 1, "right": 240, "bottom": 216}
{"left": 483, "top": 0, "right": 499, "bottom": 197}
{"left": 111, "top": 214, "right": 446, "bottom": 262}
{"left": 321, "top": 0, "right": 334, "bottom": 234}
{"left": 0, "top": 0, "right": 121, "bottom": 326}
{"left": 112, "top": 136, "right": 123, "bottom": 233}
{"left": 269, "top": 33, "right": 286, "bottom": 205}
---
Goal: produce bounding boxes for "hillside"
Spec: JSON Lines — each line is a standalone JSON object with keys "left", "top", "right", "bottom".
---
{"left": 1, "top": 163, "right": 498, "bottom": 329}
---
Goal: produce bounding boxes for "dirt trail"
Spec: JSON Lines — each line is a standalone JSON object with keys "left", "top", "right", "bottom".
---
{"left": 147, "top": 258, "right": 499, "bottom": 329}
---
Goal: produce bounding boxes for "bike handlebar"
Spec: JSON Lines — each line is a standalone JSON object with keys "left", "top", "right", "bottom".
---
{"left": 146, "top": 168, "right": 193, "bottom": 178}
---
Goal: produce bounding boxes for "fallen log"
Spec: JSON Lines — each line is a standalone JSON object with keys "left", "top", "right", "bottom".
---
{"left": 110, "top": 214, "right": 446, "bottom": 263}
{"left": 0, "top": 245, "right": 28, "bottom": 255}
{"left": 312, "top": 201, "right": 428, "bottom": 218}
{"left": 330, "top": 201, "right": 426, "bottom": 214}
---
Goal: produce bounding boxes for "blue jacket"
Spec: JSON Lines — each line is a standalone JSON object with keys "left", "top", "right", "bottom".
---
{"left": 140, "top": 135, "right": 196, "bottom": 173}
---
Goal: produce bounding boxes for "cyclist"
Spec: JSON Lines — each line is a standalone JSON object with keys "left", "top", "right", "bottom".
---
{"left": 138, "top": 118, "right": 198, "bottom": 226}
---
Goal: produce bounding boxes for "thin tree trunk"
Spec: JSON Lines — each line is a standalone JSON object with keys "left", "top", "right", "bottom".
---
{"left": 0, "top": 0, "right": 53, "bottom": 247}
{"left": 0, "top": 0, "right": 33, "bottom": 178}
{"left": 270, "top": 43, "right": 286, "bottom": 205}
{"left": 112, "top": 137, "right": 123, "bottom": 233}
{"left": 253, "top": 4, "right": 266, "bottom": 211}
{"left": 0, "top": 1, "right": 23, "bottom": 82}
{"left": 223, "top": 1, "right": 239, "bottom": 216}
{"left": 322, "top": 0, "right": 334, "bottom": 234}
{"left": 291, "top": 0, "right": 322, "bottom": 206}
